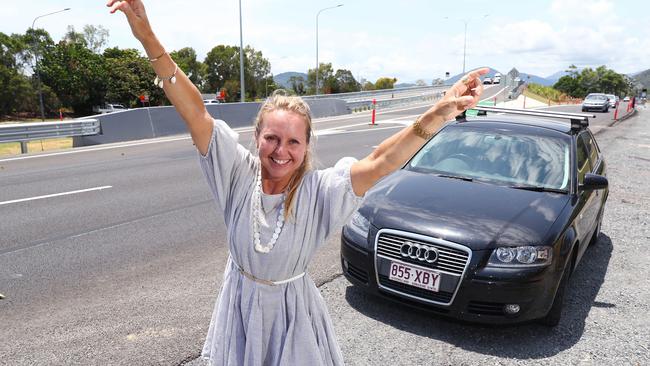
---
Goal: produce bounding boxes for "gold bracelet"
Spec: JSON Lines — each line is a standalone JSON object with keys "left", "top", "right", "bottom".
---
{"left": 412, "top": 116, "right": 433, "bottom": 140}
{"left": 148, "top": 50, "right": 167, "bottom": 62}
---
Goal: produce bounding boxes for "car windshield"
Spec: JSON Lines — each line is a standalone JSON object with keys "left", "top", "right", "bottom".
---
{"left": 586, "top": 95, "right": 607, "bottom": 100}
{"left": 407, "top": 126, "right": 570, "bottom": 190}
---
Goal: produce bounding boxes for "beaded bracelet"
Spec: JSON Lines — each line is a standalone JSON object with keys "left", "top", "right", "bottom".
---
{"left": 153, "top": 64, "right": 178, "bottom": 88}
{"left": 412, "top": 116, "right": 433, "bottom": 140}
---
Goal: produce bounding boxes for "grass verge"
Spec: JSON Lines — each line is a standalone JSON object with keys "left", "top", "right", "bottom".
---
{"left": 0, "top": 138, "right": 73, "bottom": 157}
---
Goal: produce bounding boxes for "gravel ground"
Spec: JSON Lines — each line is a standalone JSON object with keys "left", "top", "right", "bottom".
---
{"left": 318, "top": 106, "right": 650, "bottom": 366}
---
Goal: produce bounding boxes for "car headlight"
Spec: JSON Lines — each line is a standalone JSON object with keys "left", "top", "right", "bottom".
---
{"left": 344, "top": 211, "right": 371, "bottom": 240}
{"left": 488, "top": 246, "right": 552, "bottom": 267}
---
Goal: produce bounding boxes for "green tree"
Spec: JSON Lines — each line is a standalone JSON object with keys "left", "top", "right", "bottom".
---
{"left": 554, "top": 75, "right": 581, "bottom": 98}
{"left": 18, "top": 28, "right": 58, "bottom": 116}
{"left": 431, "top": 78, "right": 445, "bottom": 86}
{"left": 203, "top": 44, "right": 272, "bottom": 101}
{"left": 362, "top": 81, "right": 376, "bottom": 91}
{"left": 244, "top": 46, "right": 272, "bottom": 99}
{"left": 375, "top": 77, "right": 397, "bottom": 90}
{"left": 333, "top": 69, "right": 360, "bottom": 93}
{"left": 0, "top": 32, "right": 38, "bottom": 117}
{"left": 23, "top": 28, "right": 54, "bottom": 69}
{"left": 307, "top": 63, "right": 335, "bottom": 94}
{"left": 83, "top": 25, "right": 110, "bottom": 54}
{"left": 103, "top": 47, "right": 165, "bottom": 108}
{"left": 63, "top": 25, "right": 86, "bottom": 46}
{"left": 553, "top": 65, "right": 632, "bottom": 98}
{"left": 39, "top": 40, "right": 106, "bottom": 116}
{"left": 170, "top": 47, "right": 204, "bottom": 88}
{"left": 288, "top": 75, "right": 306, "bottom": 95}
{"left": 204, "top": 45, "right": 239, "bottom": 100}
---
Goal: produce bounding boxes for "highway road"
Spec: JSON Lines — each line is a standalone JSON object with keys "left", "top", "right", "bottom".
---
{"left": 0, "top": 97, "right": 631, "bottom": 365}
{"left": 0, "top": 101, "right": 434, "bottom": 365}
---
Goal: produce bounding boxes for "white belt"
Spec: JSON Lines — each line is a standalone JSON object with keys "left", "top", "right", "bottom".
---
{"left": 231, "top": 257, "right": 305, "bottom": 286}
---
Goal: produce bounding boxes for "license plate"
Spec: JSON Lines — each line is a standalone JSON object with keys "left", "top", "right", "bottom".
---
{"left": 389, "top": 261, "right": 441, "bottom": 292}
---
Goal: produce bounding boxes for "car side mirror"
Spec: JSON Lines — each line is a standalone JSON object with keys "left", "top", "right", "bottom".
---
{"left": 580, "top": 173, "right": 608, "bottom": 191}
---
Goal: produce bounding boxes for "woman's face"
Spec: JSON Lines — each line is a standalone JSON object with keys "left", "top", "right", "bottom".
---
{"left": 256, "top": 109, "right": 309, "bottom": 184}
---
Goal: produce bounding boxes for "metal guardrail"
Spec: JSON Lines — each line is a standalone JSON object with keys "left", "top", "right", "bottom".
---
{"left": 302, "top": 84, "right": 450, "bottom": 101}
{"left": 347, "top": 91, "right": 444, "bottom": 111}
{"left": 0, "top": 119, "right": 101, "bottom": 153}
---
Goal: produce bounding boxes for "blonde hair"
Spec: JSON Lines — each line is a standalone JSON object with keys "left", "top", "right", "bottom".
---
{"left": 254, "top": 90, "right": 314, "bottom": 220}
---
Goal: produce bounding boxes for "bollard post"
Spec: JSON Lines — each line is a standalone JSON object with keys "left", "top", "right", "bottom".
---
{"left": 493, "top": 97, "right": 497, "bottom": 106}
{"left": 523, "top": 94, "right": 527, "bottom": 109}
{"left": 370, "top": 98, "right": 377, "bottom": 125}
{"left": 59, "top": 108, "right": 63, "bottom": 121}
{"left": 613, "top": 103, "right": 619, "bottom": 122}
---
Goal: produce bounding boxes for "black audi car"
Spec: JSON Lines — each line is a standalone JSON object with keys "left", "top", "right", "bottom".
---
{"left": 341, "top": 107, "right": 608, "bottom": 326}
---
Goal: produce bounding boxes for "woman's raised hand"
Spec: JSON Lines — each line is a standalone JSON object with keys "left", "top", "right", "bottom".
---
{"left": 430, "top": 67, "right": 490, "bottom": 122}
{"left": 107, "top": 0, "right": 153, "bottom": 42}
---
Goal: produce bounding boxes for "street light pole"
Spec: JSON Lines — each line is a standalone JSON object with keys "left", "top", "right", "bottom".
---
{"left": 316, "top": 4, "right": 343, "bottom": 95}
{"left": 238, "top": 0, "right": 245, "bottom": 103}
{"left": 445, "top": 14, "right": 488, "bottom": 75}
{"left": 31, "top": 8, "right": 71, "bottom": 121}
{"left": 462, "top": 20, "right": 468, "bottom": 74}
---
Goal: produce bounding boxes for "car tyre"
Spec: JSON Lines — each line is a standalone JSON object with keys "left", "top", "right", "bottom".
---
{"left": 589, "top": 219, "right": 602, "bottom": 246}
{"left": 538, "top": 259, "right": 572, "bottom": 327}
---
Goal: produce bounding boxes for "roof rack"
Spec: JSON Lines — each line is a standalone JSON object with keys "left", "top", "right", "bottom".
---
{"left": 457, "top": 106, "right": 595, "bottom": 131}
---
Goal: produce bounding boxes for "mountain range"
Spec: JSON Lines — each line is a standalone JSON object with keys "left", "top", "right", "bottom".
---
{"left": 274, "top": 72, "right": 308, "bottom": 89}
{"left": 275, "top": 67, "right": 650, "bottom": 89}
{"left": 632, "top": 69, "right": 650, "bottom": 89}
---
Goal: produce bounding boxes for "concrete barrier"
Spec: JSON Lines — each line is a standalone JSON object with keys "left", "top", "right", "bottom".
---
{"left": 75, "top": 98, "right": 349, "bottom": 146}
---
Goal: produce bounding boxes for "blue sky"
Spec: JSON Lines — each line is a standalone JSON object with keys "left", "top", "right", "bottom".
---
{"left": 3, "top": 0, "right": 648, "bottom": 83}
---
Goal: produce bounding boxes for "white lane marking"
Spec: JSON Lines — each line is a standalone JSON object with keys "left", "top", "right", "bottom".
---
{"left": 316, "top": 126, "right": 403, "bottom": 136}
{"left": 315, "top": 129, "right": 344, "bottom": 136}
{"left": 0, "top": 186, "right": 112, "bottom": 206}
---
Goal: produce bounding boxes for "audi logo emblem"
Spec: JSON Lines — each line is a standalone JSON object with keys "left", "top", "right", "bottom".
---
{"left": 400, "top": 241, "right": 439, "bottom": 263}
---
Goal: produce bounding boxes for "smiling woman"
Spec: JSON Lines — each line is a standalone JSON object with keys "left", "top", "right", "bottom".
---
{"left": 107, "top": 0, "right": 486, "bottom": 364}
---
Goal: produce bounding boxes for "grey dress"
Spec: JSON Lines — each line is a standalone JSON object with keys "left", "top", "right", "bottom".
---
{"left": 198, "top": 119, "right": 364, "bottom": 365}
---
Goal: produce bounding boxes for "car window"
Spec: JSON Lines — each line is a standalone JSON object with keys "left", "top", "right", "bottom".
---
{"left": 580, "top": 132, "right": 600, "bottom": 170}
{"left": 586, "top": 95, "right": 607, "bottom": 100}
{"left": 576, "top": 134, "right": 592, "bottom": 183}
{"left": 407, "top": 126, "right": 570, "bottom": 190}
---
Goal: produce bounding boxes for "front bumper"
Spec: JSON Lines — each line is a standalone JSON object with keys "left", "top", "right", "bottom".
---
{"left": 582, "top": 104, "right": 608, "bottom": 111}
{"left": 341, "top": 231, "right": 562, "bottom": 325}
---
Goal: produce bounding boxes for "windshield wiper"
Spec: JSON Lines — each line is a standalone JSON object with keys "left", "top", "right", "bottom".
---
{"left": 509, "top": 185, "right": 566, "bottom": 193}
{"left": 436, "top": 174, "right": 474, "bottom": 182}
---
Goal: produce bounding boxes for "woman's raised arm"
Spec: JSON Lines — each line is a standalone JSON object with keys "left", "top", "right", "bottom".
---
{"left": 107, "top": 0, "right": 213, "bottom": 155}
{"left": 350, "top": 68, "right": 489, "bottom": 196}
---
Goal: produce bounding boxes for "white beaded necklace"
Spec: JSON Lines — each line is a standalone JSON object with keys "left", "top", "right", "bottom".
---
{"left": 252, "top": 169, "right": 285, "bottom": 253}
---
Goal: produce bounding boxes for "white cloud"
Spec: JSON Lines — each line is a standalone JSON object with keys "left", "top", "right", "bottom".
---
{"left": 5, "top": 0, "right": 649, "bottom": 81}
{"left": 550, "top": 0, "right": 615, "bottom": 23}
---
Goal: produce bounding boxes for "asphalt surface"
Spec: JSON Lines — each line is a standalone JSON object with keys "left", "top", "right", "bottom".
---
{"left": 1, "top": 97, "right": 645, "bottom": 365}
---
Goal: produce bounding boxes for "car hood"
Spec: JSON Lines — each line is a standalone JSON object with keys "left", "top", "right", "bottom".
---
{"left": 362, "top": 170, "right": 570, "bottom": 250}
